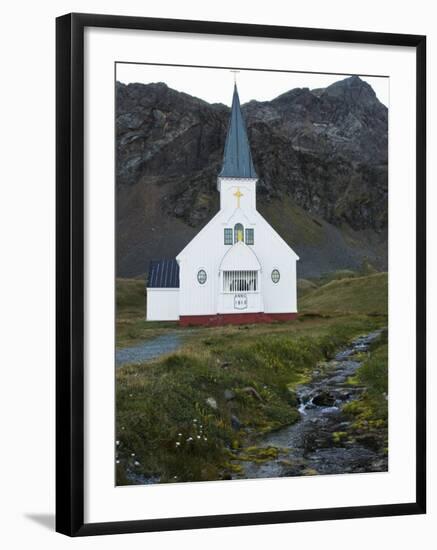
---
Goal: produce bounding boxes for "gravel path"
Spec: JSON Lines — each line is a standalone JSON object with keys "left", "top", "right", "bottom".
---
{"left": 116, "top": 332, "right": 184, "bottom": 368}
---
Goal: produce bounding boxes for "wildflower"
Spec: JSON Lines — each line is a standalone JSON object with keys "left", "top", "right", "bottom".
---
{"left": 116, "top": 440, "right": 120, "bottom": 446}
{"left": 186, "top": 437, "right": 193, "bottom": 442}
{"left": 116, "top": 460, "right": 120, "bottom": 464}
{"left": 197, "top": 435, "right": 201, "bottom": 439}
{"left": 175, "top": 442, "right": 181, "bottom": 447}
{"left": 131, "top": 453, "right": 135, "bottom": 456}
{"left": 178, "top": 433, "right": 182, "bottom": 437}
{"left": 203, "top": 437, "right": 208, "bottom": 441}
{"left": 193, "top": 419, "right": 197, "bottom": 423}
{"left": 134, "top": 461, "right": 140, "bottom": 466}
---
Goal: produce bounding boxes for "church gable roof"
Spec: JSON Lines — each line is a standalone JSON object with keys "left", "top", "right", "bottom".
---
{"left": 147, "top": 259, "right": 180, "bottom": 288}
{"left": 219, "top": 85, "right": 258, "bottom": 179}
{"left": 219, "top": 241, "right": 261, "bottom": 271}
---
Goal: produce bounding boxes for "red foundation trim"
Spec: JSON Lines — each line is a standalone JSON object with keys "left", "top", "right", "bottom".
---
{"left": 179, "top": 312, "right": 298, "bottom": 327}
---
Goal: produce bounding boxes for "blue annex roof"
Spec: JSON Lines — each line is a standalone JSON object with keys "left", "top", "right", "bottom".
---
{"left": 147, "top": 259, "right": 180, "bottom": 288}
{"left": 219, "top": 84, "right": 258, "bottom": 179}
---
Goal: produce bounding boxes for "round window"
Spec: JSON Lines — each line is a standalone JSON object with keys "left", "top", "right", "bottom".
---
{"left": 197, "top": 269, "right": 207, "bottom": 284}
{"left": 271, "top": 269, "right": 280, "bottom": 284}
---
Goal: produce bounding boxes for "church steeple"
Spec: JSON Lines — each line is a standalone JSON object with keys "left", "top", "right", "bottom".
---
{"left": 219, "top": 84, "right": 257, "bottom": 179}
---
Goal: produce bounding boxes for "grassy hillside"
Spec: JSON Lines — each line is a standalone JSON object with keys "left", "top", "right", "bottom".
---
{"left": 116, "top": 278, "right": 145, "bottom": 320}
{"left": 296, "top": 278, "right": 319, "bottom": 298}
{"left": 115, "top": 272, "right": 388, "bottom": 484}
{"left": 116, "top": 272, "right": 388, "bottom": 346}
{"left": 116, "top": 314, "right": 385, "bottom": 484}
{"left": 299, "top": 272, "right": 388, "bottom": 315}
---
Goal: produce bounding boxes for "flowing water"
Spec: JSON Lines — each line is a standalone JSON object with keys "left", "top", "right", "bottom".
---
{"left": 234, "top": 330, "right": 388, "bottom": 479}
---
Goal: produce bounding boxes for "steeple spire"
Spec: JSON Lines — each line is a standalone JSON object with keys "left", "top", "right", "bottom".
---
{"left": 219, "top": 84, "right": 257, "bottom": 179}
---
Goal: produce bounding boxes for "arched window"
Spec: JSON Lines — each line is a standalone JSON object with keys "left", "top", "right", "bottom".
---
{"left": 234, "top": 223, "right": 244, "bottom": 243}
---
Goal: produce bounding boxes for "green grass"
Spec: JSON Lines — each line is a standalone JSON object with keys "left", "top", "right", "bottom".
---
{"left": 115, "top": 271, "right": 388, "bottom": 483}
{"left": 116, "top": 278, "right": 146, "bottom": 319}
{"left": 297, "top": 278, "right": 319, "bottom": 298}
{"left": 116, "top": 314, "right": 386, "bottom": 484}
{"left": 299, "top": 272, "right": 388, "bottom": 315}
{"left": 259, "top": 196, "right": 326, "bottom": 247}
{"left": 316, "top": 269, "right": 360, "bottom": 285}
{"left": 116, "top": 271, "right": 388, "bottom": 347}
{"left": 343, "top": 330, "right": 388, "bottom": 452}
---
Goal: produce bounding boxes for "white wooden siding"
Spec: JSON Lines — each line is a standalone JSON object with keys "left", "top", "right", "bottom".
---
{"left": 146, "top": 288, "right": 179, "bottom": 321}
{"left": 171, "top": 171, "right": 299, "bottom": 319}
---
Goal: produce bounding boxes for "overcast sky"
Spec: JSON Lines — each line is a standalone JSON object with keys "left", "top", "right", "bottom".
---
{"left": 116, "top": 63, "right": 389, "bottom": 108}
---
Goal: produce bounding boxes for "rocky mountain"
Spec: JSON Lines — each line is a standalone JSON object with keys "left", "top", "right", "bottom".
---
{"left": 116, "top": 76, "right": 388, "bottom": 278}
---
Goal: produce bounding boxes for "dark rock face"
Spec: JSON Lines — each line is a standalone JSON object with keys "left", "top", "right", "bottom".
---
{"left": 116, "top": 76, "right": 388, "bottom": 278}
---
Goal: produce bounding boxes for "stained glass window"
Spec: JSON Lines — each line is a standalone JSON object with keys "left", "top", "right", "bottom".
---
{"left": 234, "top": 223, "right": 244, "bottom": 243}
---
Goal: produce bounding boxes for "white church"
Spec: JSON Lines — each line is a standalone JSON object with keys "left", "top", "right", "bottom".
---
{"left": 147, "top": 84, "right": 299, "bottom": 326}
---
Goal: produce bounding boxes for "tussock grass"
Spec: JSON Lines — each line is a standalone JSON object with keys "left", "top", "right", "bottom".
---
{"left": 343, "top": 330, "right": 388, "bottom": 452}
{"left": 300, "top": 272, "right": 388, "bottom": 315}
{"left": 116, "top": 315, "right": 385, "bottom": 484}
{"left": 297, "top": 278, "right": 319, "bottom": 298}
{"left": 115, "top": 271, "right": 388, "bottom": 483}
{"left": 317, "top": 269, "right": 360, "bottom": 284}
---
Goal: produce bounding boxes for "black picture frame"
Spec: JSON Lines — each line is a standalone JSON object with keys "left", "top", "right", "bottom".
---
{"left": 56, "top": 12, "right": 426, "bottom": 537}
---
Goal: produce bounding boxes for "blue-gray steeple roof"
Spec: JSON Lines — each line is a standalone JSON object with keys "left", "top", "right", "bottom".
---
{"left": 219, "top": 84, "right": 257, "bottom": 179}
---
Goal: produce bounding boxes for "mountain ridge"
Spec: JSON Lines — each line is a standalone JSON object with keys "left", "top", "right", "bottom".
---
{"left": 116, "top": 75, "right": 388, "bottom": 278}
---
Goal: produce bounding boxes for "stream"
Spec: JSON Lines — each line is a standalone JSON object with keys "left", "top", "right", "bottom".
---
{"left": 234, "top": 330, "right": 388, "bottom": 479}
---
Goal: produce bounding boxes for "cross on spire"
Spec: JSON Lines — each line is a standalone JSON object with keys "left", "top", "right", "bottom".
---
{"left": 230, "top": 69, "right": 240, "bottom": 84}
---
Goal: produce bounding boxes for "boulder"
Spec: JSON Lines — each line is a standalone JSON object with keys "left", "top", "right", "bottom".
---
{"left": 312, "top": 391, "right": 336, "bottom": 407}
{"left": 241, "top": 386, "right": 263, "bottom": 402}
{"left": 224, "top": 389, "right": 235, "bottom": 401}
{"left": 230, "top": 415, "right": 241, "bottom": 431}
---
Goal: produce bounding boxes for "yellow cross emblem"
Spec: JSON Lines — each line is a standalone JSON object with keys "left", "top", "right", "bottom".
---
{"left": 233, "top": 188, "right": 244, "bottom": 208}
